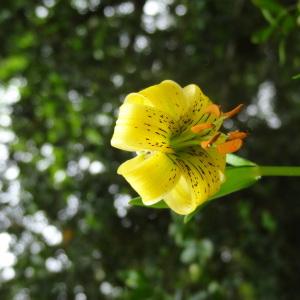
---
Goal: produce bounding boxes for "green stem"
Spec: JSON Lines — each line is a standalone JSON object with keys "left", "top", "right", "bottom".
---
{"left": 259, "top": 166, "right": 300, "bottom": 177}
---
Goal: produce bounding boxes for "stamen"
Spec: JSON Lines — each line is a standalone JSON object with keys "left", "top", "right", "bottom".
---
{"left": 201, "top": 132, "right": 221, "bottom": 149}
{"left": 191, "top": 122, "right": 213, "bottom": 134}
{"left": 204, "top": 104, "right": 221, "bottom": 117}
{"left": 227, "top": 130, "right": 248, "bottom": 140}
{"left": 217, "top": 139, "right": 243, "bottom": 154}
{"left": 224, "top": 104, "right": 244, "bottom": 118}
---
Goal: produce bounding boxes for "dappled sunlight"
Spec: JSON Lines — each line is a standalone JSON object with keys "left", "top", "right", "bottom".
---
{"left": 246, "top": 81, "right": 282, "bottom": 129}
{"left": 142, "top": 0, "right": 175, "bottom": 33}
{"left": 113, "top": 193, "right": 131, "bottom": 218}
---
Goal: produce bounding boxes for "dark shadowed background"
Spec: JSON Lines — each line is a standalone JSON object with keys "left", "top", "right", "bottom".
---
{"left": 0, "top": 0, "right": 300, "bottom": 299}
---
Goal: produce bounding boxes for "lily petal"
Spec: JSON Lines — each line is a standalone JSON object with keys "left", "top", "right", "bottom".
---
{"left": 138, "top": 80, "right": 188, "bottom": 120}
{"left": 180, "top": 84, "right": 220, "bottom": 134}
{"left": 111, "top": 94, "right": 176, "bottom": 152}
{"left": 164, "top": 176, "right": 197, "bottom": 215}
{"left": 165, "top": 148, "right": 225, "bottom": 214}
{"left": 118, "top": 152, "right": 181, "bottom": 205}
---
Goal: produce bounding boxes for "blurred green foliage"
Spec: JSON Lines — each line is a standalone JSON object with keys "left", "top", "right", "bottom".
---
{"left": 251, "top": 0, "right": 300, "bottom": 65}
{"left": 0, "top": 0, "right": 300, "bottom": 299}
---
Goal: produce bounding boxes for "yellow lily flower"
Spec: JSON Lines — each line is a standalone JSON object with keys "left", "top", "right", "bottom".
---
{"left": 111, "top": 80, "right": 246, "bottom": 215}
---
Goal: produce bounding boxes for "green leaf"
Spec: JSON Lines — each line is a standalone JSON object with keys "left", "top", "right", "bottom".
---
{"left": 261, "top": 9, "right": 276, "bottom": 24}
{"left": 226, "top": 154, "right": 256, "bottom": 167}
{"left": 252, "top": 0, "right": 285, "bottom": 14}
{"left": 251, "top": 0, "right": 293, "bottom": 46}
{"left": 0, "top": 55, "right": 29, "bottom": 80}
{"left": 209, "top": 166, "right": 261, "bottom": 201}
{"left": 281, "top": 15, "right": 296, "bottom": 35}
{"left": 278, "top": 39, "right": 286, "bottom": 65}
{"left": 251, "top": 26, "right": 273, "bottom": 44}
{"left": 184, "top": 166, "right": 261, "bottom": 223}
{"left": 292, "top": 73, "right": 300, "bottom": 80}
{"left": 85, "top": 128, "right": 103, "bottom": 145}
{"left": 17, "top": 31, "right": 36, "bottom": 49}
{"left": 261, "top": 211, "right": 277, "bottom": 232}
{"left": 129, "top": 197, "right": 168, "bottom": 209}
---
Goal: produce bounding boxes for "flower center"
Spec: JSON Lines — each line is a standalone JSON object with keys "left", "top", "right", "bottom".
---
{"left": 170, "top": 104, "right": 247, "bottom": 154}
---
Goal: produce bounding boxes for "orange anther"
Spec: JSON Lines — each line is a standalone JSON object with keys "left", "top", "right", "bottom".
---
{"left": 204, "top": 104, "right": 221, "bottom": 118}
{"left": 217, "top": 139, "right": 243, "bottom": 154}
{"left": 201, "top": 140, "right": 211, "bottom": 149}
{"left": 224, "top": 104, "right": 244, "bottom": 118}
{"left": 201, "top": 132, "right": 221, "bottom": 149}
{"left": 191, "top": 122, "right": 213, "bottom": 134}
{"left": 228, "top": 130, "right": 248, "bottom": 141}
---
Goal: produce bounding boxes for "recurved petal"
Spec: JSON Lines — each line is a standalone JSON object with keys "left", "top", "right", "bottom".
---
{"left": 183, "top": 84, "right": 211, "bottom": 111}
{"left": 123, "top": 92, "right": 152, "bottom": 106}
{"left": 164, "top": 176, "right": 197, "bottom": 215}
{"left": 170, "top": 148, "right": 226, "bottom": 213}
{"left": 111, "top": 94, "right": 176, "bottom": 152}
{"left": 138, "top": 80, "right": 188, "bottom": 120}
{"left": 118, "top": 152, "right": 181, "bottom": 205}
